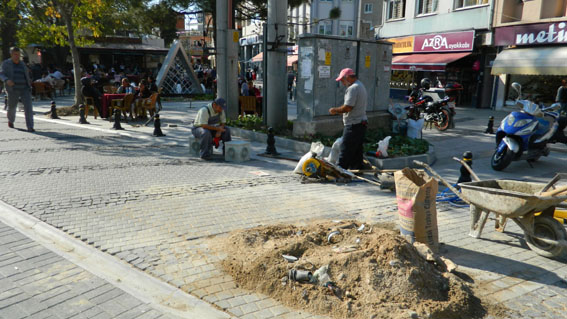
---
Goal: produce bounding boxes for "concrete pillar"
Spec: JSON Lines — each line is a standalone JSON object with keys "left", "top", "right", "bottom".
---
{"left": 216, "top": 0, "right": 239, "bottom": 119}
{"left": 266, "top": 0, "right": 288, "bottom": 128}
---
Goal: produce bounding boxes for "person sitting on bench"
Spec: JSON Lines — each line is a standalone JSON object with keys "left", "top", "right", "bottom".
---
{"left": 191, "top": 98, "right": 232, "bottom": 160}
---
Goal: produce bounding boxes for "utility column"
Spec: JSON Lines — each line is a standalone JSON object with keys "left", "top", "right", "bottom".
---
{"left": 216, "top": 0, "right": 239, "bottom": 119}
{"left": 266, "top": 0, "right": 288, "bottom": 128}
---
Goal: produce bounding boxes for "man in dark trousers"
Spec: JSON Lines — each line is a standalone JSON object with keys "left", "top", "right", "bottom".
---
{"left": 0, "top": 47, "right": 34, "bottom": 132}
{"left": 191, "top": 98, "right": 232, "bottom": 160}
{"left": 329, "top": 68, "right": 368, "bottom": 170}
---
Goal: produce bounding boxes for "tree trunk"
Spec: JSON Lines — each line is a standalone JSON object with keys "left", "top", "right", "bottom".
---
{"left": 61, "top": 9, "right": 82, "bottom": 107}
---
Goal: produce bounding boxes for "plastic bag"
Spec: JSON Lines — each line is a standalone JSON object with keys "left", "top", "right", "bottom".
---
{"left": 325, "top": 137, "right": 343, "bottom": 165}
{"left": 293, "top": 142, "right": 326, "bottom": 174}
{"left": 407, "top": 118, "right": 425, "bottom": 139}
{"left": 376, "top": 136, "right": 391, "bottom": 158}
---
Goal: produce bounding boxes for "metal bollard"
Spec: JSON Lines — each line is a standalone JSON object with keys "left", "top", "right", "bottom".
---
{"left": 112, "top": 109, "right": 124, "bottom": 130}
{"left": 153, "top": 114, "right": 165, "bottom": 137}
{"left": 484, "top": 116, "right": 494, "bottom": 134}
{"left": 50, "top": 101, "right": 60, "bottom": 119}
{"left": 264, "top": 127, "right": 279, "bottom": 155}
{"left": 78, "top": 104, "right": 89, "bottom": 124}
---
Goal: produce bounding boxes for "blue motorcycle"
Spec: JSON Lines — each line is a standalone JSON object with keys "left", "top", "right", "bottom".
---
{"left": 491, "top": 83, "right": 564, "bottom": 171}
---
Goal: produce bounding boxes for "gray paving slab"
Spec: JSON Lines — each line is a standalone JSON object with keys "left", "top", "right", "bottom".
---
{"left": 0, "top": 99, "right": 567, "bottom": 318}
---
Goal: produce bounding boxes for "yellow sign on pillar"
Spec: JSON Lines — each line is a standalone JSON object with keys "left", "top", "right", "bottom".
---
{"left": 365, "top": 56, "right": 371, "bottom": 68}
{"left": 233, "top": 31, "right": 239, "bottom": 43}
{"left": 325, "top": 52, "right": 332, "bottom": 65}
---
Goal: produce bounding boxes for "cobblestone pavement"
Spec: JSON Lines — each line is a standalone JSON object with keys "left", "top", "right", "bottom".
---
{"left": 1, "top": 103, "right": 567, "bottom": 318}
{"left": 0, "top": 220, "right": 177, "bottom": 319}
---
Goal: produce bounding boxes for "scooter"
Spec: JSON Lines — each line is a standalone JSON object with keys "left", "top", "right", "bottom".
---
{"left": 491, "top": 82, "right": 563, "bottom": 171}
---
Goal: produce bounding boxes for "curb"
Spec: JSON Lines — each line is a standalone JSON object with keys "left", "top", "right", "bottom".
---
{"left": 230, "top": 126, "right": 436, "bottom": 169}
{"left": 0, "top": 200, "right": 232, "bottom": 319}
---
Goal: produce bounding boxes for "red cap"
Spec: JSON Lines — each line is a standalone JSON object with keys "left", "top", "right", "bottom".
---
{"left": 335, "top": 68, "right": 355, "bottom": 81}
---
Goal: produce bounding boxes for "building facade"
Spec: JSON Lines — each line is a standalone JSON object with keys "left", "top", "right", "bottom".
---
{"left": 491, "top": 0, "right": 567, "bottom": 109}
{"left": 238, "top": 0, "right": 383, "bottom": 79}
{"left": 379, "top": 0, "right": 494, "bottom": 108}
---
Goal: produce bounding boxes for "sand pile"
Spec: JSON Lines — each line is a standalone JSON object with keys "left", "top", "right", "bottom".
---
{"left": 216, "top": 220, "right": 502, "bottom": 319}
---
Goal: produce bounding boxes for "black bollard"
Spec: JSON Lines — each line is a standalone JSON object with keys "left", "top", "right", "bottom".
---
{"left": 153, "top": 114, "right": 165, "bottom": 136}
{"left": 457, "top": 151, "right": 473, "bottom": 184}
{"left": 113, "top": 109, "right": 124, "bottom": 130}
{"left": 79, "top": 104, "right": 89, "bottom": 124}
{"left": 264, "top": 127, "right": 280, "bottom": 155}
{"left": 485, "top": 116, "right": 494, "bottom": 134}
{"left": 50, "top": 101, "right": 60, "bottom": 119}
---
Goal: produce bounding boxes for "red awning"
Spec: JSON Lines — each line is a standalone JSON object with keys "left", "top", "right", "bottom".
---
{"left": 391, "top": 52, "right": 471, "bottom": 72}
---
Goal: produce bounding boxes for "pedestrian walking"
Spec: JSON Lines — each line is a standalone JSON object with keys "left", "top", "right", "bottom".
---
{"left": 0, "top": 47, "right": 34, "bottom": 132}
{"left": 328, "top": 68, "right": 368, "bottom": 170}
{"left": 555, "top": 79, "right": 567, "bottom": 115}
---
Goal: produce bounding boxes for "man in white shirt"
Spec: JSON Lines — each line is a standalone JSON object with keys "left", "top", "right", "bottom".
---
{"left": 329, "top": 68, "right": 368, "bottom": 170}
{"left": 191, "top": 98, "right": 232, "bottom": 160}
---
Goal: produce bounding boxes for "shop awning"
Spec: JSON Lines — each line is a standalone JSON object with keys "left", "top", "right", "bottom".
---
{"left": 251, "top": 52, "right": 298, "bottom": 66}
{"left": 287, "top": 55, "right": 298, "bottom": 67}
{"left": 251, "top": 52, "right": 263, "bottom": 62}
{"left": 491, "top": 47, "right": 567, "bottom": 75}
{"left": 391, "top": 52, "right": 471, "bottom": 72}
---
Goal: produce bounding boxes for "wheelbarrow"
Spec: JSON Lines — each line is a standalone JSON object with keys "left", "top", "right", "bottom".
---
{"left": 415, "top": 160, "right": 567, "bottom": 258}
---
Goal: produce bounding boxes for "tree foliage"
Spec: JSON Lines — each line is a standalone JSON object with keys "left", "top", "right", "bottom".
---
{"left": 0, "top": 0, "right": 22, "bottom": 60}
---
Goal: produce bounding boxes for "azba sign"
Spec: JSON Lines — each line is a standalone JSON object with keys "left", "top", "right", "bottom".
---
{"left": 388, "top": 31, "right": 474, "bottom": 54}
{"left": 414, "top": 31, "right": 475, "bottom": 52}
{"left": 495, "top": 21, "right": 567, "bottom": 46}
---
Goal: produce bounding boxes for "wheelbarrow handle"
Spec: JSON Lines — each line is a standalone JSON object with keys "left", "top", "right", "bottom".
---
{"left": 539, "top": 185, "right": 567, "bottom": 197}
{"left": 452, "top": 157, "right": 480, "bottom": 182}
{"left": 413, "top": 160, "right": 470, "bottom": 204}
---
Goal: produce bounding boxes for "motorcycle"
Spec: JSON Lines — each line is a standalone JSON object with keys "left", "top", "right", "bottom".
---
{"left": 407, "top": 89, "right": 454, "bottom": 131}
{"left": 491, "top": 82, "right": 564, "bottom": 171}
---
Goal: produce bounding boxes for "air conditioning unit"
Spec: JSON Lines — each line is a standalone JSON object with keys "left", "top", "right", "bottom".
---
{"left": 225, "top": 141, "right": 251, "bottom": 162}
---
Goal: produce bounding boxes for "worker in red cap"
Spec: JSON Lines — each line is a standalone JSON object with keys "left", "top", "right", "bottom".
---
{"left": 329, "top": 68, "right": 368, "bottom": 170}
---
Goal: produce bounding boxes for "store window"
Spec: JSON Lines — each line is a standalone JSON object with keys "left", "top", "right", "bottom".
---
{"left": 318, "top": 22, "right": 332, "bottom": 35}
{"left": 364, "top": 3, "right": 373, "bottom": 13}
{"left": 417, "top": 0, "right": 438, "bottom": 15}
{"left": 454, "top": 0, "right": 488, "bottom": 9}
{"left": 339, "top": 22, "right": 354, "bottom": 37}
{"left": 387, "top": 0, "right": 406, "bottom": 20}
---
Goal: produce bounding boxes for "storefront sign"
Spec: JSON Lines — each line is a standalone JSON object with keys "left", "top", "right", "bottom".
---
{"left": 494, "top": 21, "right": 567, "bottom": 46}
{"left": 414, "top": 31, "right": 474, "bottom": 52}
{"left": 388, "top": 31, "right": 474, "bottom": 54}
{"left": 389, "top": 36, "right": 414, "bottom": 54}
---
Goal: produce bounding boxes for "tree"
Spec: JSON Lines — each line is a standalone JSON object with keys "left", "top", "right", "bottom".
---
{"left": 18, "top": 0, "right": 113, "bottom": 106}
{"left": 0, "top": 0, "right": 21, "bottom": 60}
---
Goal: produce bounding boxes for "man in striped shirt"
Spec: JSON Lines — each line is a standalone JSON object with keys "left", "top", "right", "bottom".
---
{"left": 0, "top": 47, "right": 34, "bottom": 132}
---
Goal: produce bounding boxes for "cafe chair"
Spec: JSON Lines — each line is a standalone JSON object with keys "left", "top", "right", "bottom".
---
{"left": 239, "top": 96, "right": 257, "bottom": 116}
{"left": 53, "top": 79, "right": 67, "bottom": 97}
{"left": 32, "top": 82, "right": 52, "bottom": 100}
{"left": 110, "top": 93, "right": 134, "bottom": 121}
{"left": 84, "top": 97, "right": 98, "bottom": 119}
{"left": 137, "top": 93, "right": 159, "bottom": 118}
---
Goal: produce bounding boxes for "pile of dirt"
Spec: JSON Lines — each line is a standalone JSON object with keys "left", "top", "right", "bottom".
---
{"left": 216, "top": 220, "right": 499, "bottom": 319}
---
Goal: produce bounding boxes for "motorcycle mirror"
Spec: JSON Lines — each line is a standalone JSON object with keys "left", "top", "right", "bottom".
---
{"left": 511, "top": 82, "right": 522, "bottom": 100}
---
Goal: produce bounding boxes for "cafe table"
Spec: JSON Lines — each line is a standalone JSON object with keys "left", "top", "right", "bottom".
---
{"left": 101, "top": 93, "right": 126, "bottom": 118}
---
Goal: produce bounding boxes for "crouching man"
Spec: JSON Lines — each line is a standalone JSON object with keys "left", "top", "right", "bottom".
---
{"left": 191, "top": 98, "right": 232, "bottom": 160}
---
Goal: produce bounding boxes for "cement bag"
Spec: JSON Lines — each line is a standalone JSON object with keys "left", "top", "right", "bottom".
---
{"left": 325, "top": 137, "right": 343, "bottom": 164}
{"left": 407, "top": 118, "right": 424, "bottom": 139}
{"left": 394, "top": 168, "right": 439, "bottom": 252}
{"left": 293, "top": 142, "right": 326, "bottom": 174}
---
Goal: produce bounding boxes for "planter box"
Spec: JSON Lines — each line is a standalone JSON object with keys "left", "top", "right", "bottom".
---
{"left": 229, "top": 126, "right": 435, "bottom": 169}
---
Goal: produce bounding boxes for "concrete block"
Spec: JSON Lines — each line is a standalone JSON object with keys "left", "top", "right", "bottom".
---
{"left": 224, "top": 141, "right": 250, "bottom": 162}
{"left": 188, "top": 136, "right": 201, "bottom": 157}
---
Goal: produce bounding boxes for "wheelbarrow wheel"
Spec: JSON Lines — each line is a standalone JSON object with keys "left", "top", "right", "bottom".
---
{"left": 525, "top": 215, "right": 567, "bottom": 258}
